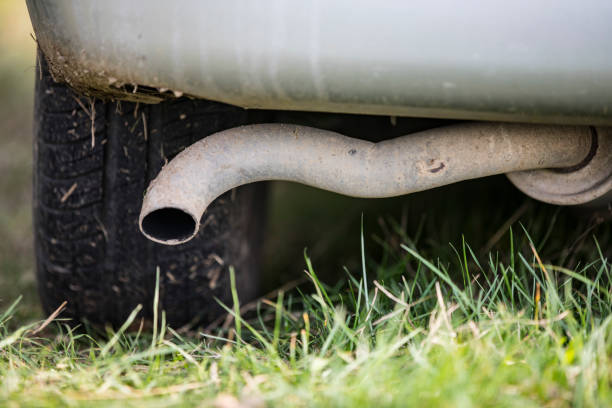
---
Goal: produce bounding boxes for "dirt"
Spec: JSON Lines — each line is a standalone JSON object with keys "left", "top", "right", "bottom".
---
{"left": 38, "top": 40, "right": 179, "bottom": 104}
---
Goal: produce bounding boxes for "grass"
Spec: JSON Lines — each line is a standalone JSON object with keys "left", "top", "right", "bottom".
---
{"left": 0, "top": 210, "right": 611, "bottom": 407}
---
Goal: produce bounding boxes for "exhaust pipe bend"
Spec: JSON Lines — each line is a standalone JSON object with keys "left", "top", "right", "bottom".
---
{"left": 140, "top": 122, "right": 593, "bottom": 245}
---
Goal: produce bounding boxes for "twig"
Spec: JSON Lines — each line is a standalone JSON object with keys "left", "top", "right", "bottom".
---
{"left": 142, "top": 112, "right": 148, "bottom": 141}
{"left": 60, "top": 183, "right": 77, "bottom": 203}
{"left": 89, "top": 98, "right": 96, "bottom": 149}
{"left": 31, "top": 301, "right": 67, "bottom": 335}
{"left": 71, "top": 95, "right": 92, "bottom": 118}
{"left": 373, "top": 280, "right": 409, "bottom": 308}
{"left": 71, "top": 95, "right": 96, "bottom": 148}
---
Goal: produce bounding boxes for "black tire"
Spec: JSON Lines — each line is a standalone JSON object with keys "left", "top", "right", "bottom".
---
{"left": 33, "top": 56, "right": 267, "bottom": 328}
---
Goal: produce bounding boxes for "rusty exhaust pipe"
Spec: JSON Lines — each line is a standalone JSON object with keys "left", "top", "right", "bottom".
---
{"left": 139, "top": 122, "right": 595, "bottom": 245}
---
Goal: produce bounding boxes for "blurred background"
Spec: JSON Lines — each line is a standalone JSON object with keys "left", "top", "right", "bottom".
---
{"left": 0, "top": 0, "right": 38, "bottom": 320}
{"left": 1, "top": 1, "right": 609, "bottom": 324}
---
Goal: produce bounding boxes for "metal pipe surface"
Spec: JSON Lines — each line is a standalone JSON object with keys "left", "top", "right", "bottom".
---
{"left": 140, "top": 122, "right": 592, "bottom": 245}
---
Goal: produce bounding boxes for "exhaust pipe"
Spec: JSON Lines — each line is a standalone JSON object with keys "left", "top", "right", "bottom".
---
{"left": 139, "top": 122, "right": 596, "bottom": 245}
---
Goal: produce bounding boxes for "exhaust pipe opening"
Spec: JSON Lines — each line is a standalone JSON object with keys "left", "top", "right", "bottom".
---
{"left": 140, "top": 207, "right": 198, "bottom": 245}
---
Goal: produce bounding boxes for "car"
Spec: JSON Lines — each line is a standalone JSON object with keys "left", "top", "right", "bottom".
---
{"left": 26, "top": 0, "right": 612, "bottom": 327}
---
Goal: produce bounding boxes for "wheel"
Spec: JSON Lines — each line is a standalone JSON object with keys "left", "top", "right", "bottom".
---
{"left": 33, "top": 55, "right": 267, "bottom": 328}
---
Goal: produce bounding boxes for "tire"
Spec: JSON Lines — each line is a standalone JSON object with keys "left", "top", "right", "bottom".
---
{"left": 33, "top": 56, "right": 267, "bottom": 328}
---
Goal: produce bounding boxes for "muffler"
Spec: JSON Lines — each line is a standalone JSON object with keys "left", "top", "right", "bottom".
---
{"left": 139, "top": 122, "right": 609, "bottom": 245}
